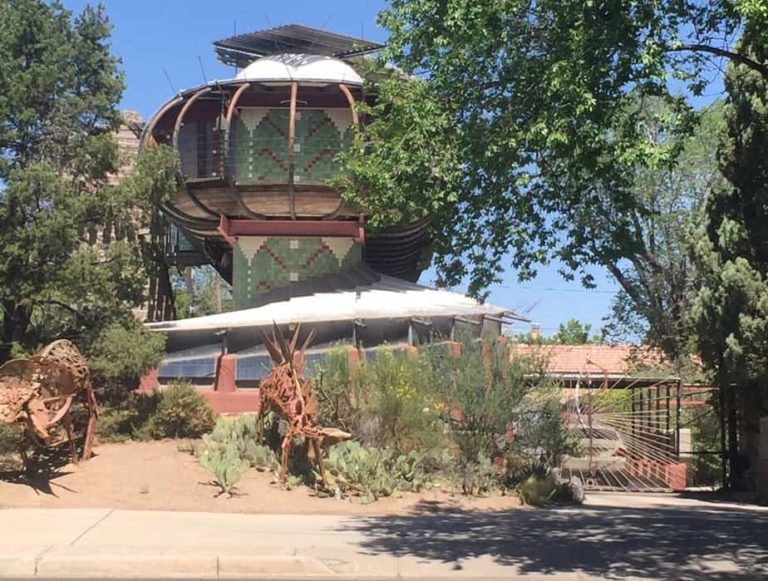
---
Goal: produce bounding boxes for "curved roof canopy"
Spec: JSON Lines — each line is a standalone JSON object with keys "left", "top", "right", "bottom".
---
{"left": 235, "top": 53, "right": 364, "bottom": 86}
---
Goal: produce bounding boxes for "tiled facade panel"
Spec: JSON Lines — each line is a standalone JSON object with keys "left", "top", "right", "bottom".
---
{"left": 233, "top": 236, "right": 361, "bottom": 308}
{"left": 230, "top": 108, "right": 353, "bottom": 184}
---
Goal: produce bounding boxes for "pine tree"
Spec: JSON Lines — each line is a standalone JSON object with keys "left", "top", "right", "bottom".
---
{"left": 692, "top": 23, "right": 768, "bottom": 489}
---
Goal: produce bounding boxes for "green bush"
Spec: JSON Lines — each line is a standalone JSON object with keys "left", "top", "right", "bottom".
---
{"left": 141, "top": 383, "right": 216, "bottom": 439}
{"left": 95, "top": 408, "right": 133, "bottom": 443}
{"left": 88, "top": 320, "right": 166, "bottom": 405}
{"left": 200, "top": 415, "right": 279, "bottom": 472}
{"left": 312, "top": 346, "right": 358, "bottom": 432}
{"left": 307, "top": 335, "right": 575, "bottom": 499}
{"left": 516, "top": 465, "right": 585, "bottom": 506}
{"left": 322, "top": 441, "right": 443, "bottom": 502}
{"left": 197, "top": 440, "right": 249, "bottom": 497}
{"left": 356, "top": 350, "right": 442, "bottom": 453}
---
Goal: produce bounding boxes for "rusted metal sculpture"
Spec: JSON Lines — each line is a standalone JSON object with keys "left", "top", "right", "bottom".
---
{"left": 0, "top": 340, "right": 99, "bottom": 465}
{"left": 257, "top": 324, "right": 351, "bottom": 487}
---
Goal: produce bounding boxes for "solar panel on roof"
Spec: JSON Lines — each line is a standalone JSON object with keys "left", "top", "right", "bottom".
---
{"left": 213, "top": 24, "right": 384, "bottom": 69}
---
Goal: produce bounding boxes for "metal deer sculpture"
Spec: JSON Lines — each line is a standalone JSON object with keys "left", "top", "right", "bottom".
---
{"left": 0, "top": 340, "right": 99, "bottom": 465}
{"left": 257, "top": 324, "right": 351, "bottom": 487}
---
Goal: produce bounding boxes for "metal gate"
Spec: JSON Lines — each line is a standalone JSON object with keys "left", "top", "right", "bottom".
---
{"left": 559, "top": 376, "right": 717, "bottom": 492}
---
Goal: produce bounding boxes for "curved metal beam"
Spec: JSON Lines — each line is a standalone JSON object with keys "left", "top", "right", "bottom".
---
{"left": 287, "top": 82, "right": 299, "bottom": 220}
{"left": 139, "top": 95, "right": 184, "bottom": 153}
{"left": 339, "top": 84, "right": 359, "bottom": 127}
{"left": 224, "top": 83, "right": 250, "bottom": 184}
{"left": 226, "top": 83, "right": 250, "bottom": 124}
{"left": 172, "top": 86, "right": 213, "bottom": 151}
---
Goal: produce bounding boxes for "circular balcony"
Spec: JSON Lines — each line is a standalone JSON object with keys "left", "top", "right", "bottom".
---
{"left": 141, "top": 54, "right": 430, "bottom": 283}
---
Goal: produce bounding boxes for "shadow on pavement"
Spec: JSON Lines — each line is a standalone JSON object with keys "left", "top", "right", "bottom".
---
{"left": 346, "top": 500, "right": 768, "bottom": 580}
{"left": 0, "top": 445, "right": 77, "bottom": 496}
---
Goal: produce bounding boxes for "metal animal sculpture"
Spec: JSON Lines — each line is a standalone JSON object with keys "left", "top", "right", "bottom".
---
{"left": 0, "top": 340, "right": 99, "bottom": 465}
{"left": 257, "top": 324, "right": 351, "bottom": 487}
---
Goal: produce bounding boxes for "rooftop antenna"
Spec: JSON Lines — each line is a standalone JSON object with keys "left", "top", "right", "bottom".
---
{"left": 522, "top": 298, "right": 542, "bottom": 314}
{"left": 197, "top": 56, "right": 208, "bottom": 85}
{"left": 162, "top": 68, "right": 177, "bottom": 94}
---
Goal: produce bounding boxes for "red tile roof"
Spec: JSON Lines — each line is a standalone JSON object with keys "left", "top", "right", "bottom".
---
{"left": 512, "top": 343, "right": 666, "bottom": 377}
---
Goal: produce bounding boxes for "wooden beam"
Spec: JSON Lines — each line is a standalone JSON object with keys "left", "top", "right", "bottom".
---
{"left": 220, "top": 218, "right": 364, "bottom": 240}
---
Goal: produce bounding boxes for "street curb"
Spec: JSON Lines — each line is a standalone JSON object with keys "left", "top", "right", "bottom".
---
{"left": 0, "top": 547, "right": 606, "bottom": 580}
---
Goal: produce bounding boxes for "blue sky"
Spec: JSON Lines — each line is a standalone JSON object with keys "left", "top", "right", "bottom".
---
{"left": 63, "top": 0, "right": 621, "bottom": 337}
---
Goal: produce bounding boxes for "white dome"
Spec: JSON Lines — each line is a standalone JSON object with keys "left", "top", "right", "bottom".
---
{"left": 235, "top": 54, "right": 363, "bottom": 86}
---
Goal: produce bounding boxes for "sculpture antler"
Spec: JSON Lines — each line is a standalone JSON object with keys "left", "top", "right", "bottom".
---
{"left": 256, "top": 322, "right": 348, "bottom": 488}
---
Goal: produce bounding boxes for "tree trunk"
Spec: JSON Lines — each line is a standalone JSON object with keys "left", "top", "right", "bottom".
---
{"left": 0, "top": 301, "right": 31, "bottom": 362}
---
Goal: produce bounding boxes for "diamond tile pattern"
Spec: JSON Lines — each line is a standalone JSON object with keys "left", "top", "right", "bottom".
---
{"left": 233, "top": 236, "right": 362, "bottom": 308}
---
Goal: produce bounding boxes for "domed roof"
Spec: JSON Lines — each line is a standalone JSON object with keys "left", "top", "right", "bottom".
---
{"left": 235, "top": 53, "right": 363, "bottom": 86}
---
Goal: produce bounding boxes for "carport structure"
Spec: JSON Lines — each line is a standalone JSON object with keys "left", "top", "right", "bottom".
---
{"left": 515, "top": 344, "right": 718, "bottom": 492}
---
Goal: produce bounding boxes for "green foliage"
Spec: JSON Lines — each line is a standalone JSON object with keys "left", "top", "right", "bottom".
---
{"left": 308, "top": 346, "right": 357, "bottom": 432}
{"left": 322, "top": 441, "right": 438, "bottom": 503}
{"left": 95, "top": 408, "right": 133, "bottom": 443}
{"left": 98, "top": 384, "right": 215, "bottom": 442}
{"left": 691, "top": 26, "right": 768, "bottom": 479}
{"left": 312, "top": 338, "right": 573, "bottom": 498}
{"left": 0, "top": 1, "right": 179, "bottom": 361}
{"left": 88, "top": 320, "right": 166, "bottom": 391}
{"left": 173, "top": 266, "right": 233, "bottom": 319}
{"left": 332, "top": 59, "right": 461, "bottom": 233}
{"left": 197, "top": 440, "right": 249, "bottom": 497}
{"left": 372, "top": 0, "right": 736, "bottom": 296}
{"left": 140, "top": 383, "right": 216, "bottom": 440}
{"left": 518, "top": 319, "right": 603, "bottom": 345}
{"left": 313, "top": 347, "right": 441, "bottom": 454}
{"left": 355, "top": 350, "right": 441, "bottom": 453}
{"left": 688, "top": 411, "right": 723, "bottom": 488}
{"left": 200, "top": 416, "right": 279, "bottom": 473}
{"left": 359, "top": 1, "right": 753, "bottom": 367}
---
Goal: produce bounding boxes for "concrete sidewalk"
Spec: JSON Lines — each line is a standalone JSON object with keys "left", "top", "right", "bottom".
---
{"left": 1, "top": 494, "right": 767, "bottom": 579}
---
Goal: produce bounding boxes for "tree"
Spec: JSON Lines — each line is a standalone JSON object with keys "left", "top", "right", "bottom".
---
{"left": 344, "top": 1, "right": 768, "bottom": 302}
{"left": 173, "top": 266, "right": 232, "bottom": 319}
{"left": 600, "top": 101, "right": 727, "bottom": 360}
{"left": 518, "top": 319, "right": 600, "bottom": 345}
{"left": 691, "top": 23, "right": 768, "bottom": 488}
{"left": 0, "top": 0, "right": 174, "bottom": 370}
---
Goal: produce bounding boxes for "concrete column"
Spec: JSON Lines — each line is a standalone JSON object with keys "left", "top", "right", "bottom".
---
{"left": 214, "top": 354, "right": 238, "bottom": 393}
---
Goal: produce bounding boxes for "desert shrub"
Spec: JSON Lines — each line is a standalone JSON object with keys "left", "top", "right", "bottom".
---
{"left": 197, "top": 440, "right": 249, "bottom": 497}
{"left": 95, "top": 408, "right": 133, "bottom": 443}
{"left": 201, "top": 415, "right": 279, "bottom": 472}
{"left": 322, "top": 441, "right": 441, "bottom": 502}
{"left": 312, "top": 346, "right": 358, "bottom": 432}
{"left": 308, "top": 335, "right": 575, "bottom": 499}
{"left": 355, "top": 349, "right": 441, "bottom": 453}
{"left": 140, "top": 383, "right": 216, "bottom": 439}
{"left": 452, "top": 452, "right": 501, "bottom": 496}
{"left": 515, "top": 463, "right": 585, "bottom": 506}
